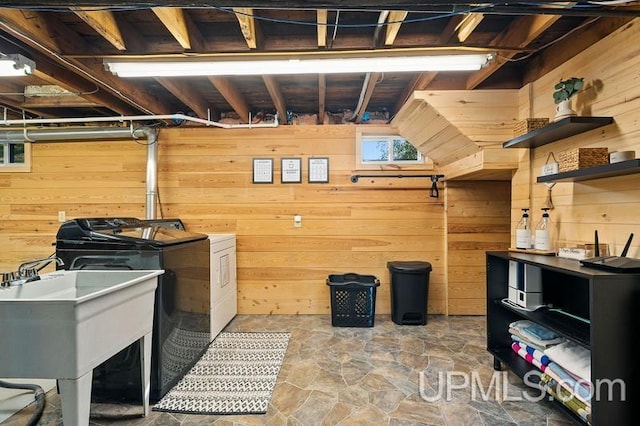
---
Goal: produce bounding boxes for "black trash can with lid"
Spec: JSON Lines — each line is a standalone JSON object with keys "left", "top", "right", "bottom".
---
{"left": 387, "top": 261, "right": 432, "bottom": 325}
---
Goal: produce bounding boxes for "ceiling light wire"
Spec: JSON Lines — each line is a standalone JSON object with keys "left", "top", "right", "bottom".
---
{"left": 499, "top": 16, "right": 601, "bottom": 63}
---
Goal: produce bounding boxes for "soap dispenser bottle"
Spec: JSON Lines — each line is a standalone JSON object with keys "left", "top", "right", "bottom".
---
{"left": 515, "top": 208, "right": 531, "bottom": 250}
{"left": 535, "top": 208, "right": 552, "bottom": 251}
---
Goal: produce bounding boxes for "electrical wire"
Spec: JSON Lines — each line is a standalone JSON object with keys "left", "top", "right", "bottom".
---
{"left": 0, "top": 3, "right": 495, "bottom": 28}
{"left": 498, "top": 16, "right": 601, "bottom": 63}
{"left": 222, "top": 4, "right": 494, "bottom": 28}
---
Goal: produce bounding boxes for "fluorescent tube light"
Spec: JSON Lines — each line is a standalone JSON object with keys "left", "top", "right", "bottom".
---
{"left": 105, "top": 53, "right": 494, "bottom": 77}
{"left": 0, "top": 54, "right": 35, "bottom": 76}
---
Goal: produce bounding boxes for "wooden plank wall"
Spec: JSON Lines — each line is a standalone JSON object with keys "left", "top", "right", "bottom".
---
{"left": 0, "top": 125, "right": 447, "bottom": 315}
{"left": 445, "top": 181, "right": 511, "bottom": 315}
{"left": 513, "top": 19, "right": 640, "bottom": 256}
{"left": 392, "top": 89, "right": 517, "bottom": 315}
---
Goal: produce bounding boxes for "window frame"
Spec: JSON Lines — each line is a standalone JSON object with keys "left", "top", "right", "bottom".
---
{"left": 355, "top": 126, "right": 433, "bottom": 171}
{"left": 0, "top": 142, "right": 31, "bottom": 173}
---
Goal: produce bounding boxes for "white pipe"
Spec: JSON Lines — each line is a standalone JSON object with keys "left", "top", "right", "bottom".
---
{"left": 0, "top": 126, "right": 160, "bottom": 219}
{"left": 0, "top": 113, "right": 279, "bottom": 129}
{"left": 0, "top": 127, "right": 134, "bottom": 142}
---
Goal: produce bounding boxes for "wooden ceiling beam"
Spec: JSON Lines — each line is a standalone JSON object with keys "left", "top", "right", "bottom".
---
{"left": 233, "top": 8, "right": 259, "bottom": 49}
{"left": 262, "top": 76, "right": 287, "bottom": 125}
{"left": 455, "top": 13, "right": 484, "bottom": 42}
{"left": 71, "top": 8, "right": 126, "bottom": 51}
{"left": 385, "top": 11, "right": 408, "bottom": 46}
{"left": 318, "top": 74, "right": 326, "bottom": 124}
{"left": 152, "top": 7, "right": 192, "bottom": 50}
{"left": 394, "top": 72, "right": 438, "bottom": 115}
{"left": 208, "top": 76, "right": 250, "bottom": 123}
{"left": 155, "top": 78, "right": 213, "bottom": 119}
{"left": 392, "top": 16, "right": 462, "bottom": 114}
{"left": 22, "top": 95, "right": 101, "bottom": 108}
{"left": 523, "top": 16, "right": 632, "bottom": 85}
{"left": 354, "top": 72, "right": 381, "bottom": 124}
{"left": 317, "top": 9, "right": 327, "bottom": 47}
{"left": 466, "top": 13, "right": 564, "bottom": 89}
{"left": 0, "top": 9, "right": 173, "bottom": 115}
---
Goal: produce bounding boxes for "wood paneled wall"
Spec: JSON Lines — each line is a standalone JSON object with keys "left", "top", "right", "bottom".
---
{"left": 0, "top": 125, "right": 446, "bottom": 315}
{"left": 445, "top": 181, "right": 511, "bottom": 315}
{"left": 513, "top": 19, "right": 640, "bottom": 256}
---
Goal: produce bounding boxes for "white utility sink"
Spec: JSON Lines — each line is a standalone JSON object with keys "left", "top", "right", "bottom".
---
{"left": 0, "top": 269, "right": 163, "bottom": 425}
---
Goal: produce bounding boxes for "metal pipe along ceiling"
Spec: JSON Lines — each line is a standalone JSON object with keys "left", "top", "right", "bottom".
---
{"left": 0, "top": 127, "right": 159, "bottom": 220}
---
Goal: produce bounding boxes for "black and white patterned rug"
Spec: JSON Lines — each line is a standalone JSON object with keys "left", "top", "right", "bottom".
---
{"left": 153, "top": 331, "right": 290, "bottom": 415}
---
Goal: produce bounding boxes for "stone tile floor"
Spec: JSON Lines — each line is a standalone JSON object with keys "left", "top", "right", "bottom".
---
{"left": 3, "top": 314, "right": 573, "bottom": 425}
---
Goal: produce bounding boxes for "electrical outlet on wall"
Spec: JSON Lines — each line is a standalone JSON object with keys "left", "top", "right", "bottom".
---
{"left": 58, "top": 211, "right": 66, "bottom": 222}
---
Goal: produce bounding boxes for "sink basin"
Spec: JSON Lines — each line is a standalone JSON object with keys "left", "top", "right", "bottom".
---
{"left": 0, "top": 269, "right": 163, "bottom": 425}
{"left": 2, "top": 269, "right": 158, "bottom": 302}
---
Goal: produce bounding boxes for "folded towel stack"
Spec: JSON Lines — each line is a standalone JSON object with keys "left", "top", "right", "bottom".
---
{"left": 544, "top": 341, "right": 591, "bottom": 383}
{"left": 541, "top": 373, "right": 592, "bottom": 425}
{"left": 508, "top": 320, "right": 592, "bottom": 422}
{"left": 509, "top": 320, "right": 565, "bottom": 348}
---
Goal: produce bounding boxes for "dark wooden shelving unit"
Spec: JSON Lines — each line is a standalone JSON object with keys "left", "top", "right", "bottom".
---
{"left": 537, "top": 158, "right": 640, "bottom": 183}
{"left": 486, "top": 251, "right": 640, "bottom": 425}
{"left": 503, "top": 116, "right": 613, "bottom": 149}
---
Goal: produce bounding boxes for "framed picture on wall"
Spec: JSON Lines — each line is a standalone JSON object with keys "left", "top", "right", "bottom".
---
{"left": 252, "top": 158, "right": 273, "bottom": 183}
{"left": 281, "top": 157, "right": 302, "bottom": 183}
{"left": 308, "top": 157, "right": 329, "bottom": 183}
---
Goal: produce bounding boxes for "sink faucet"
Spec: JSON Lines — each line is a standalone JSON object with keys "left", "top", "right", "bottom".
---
{"left": 18, "top": 257, "right": 65, "bottom": 276}
{"left": 1, "top": 257, "right": 64, "bottom": 288}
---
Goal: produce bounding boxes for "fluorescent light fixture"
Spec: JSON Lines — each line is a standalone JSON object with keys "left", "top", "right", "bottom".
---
{"left": 105, "top": 53, "right": 494, "bottom": 77}
{"left": 0, "top": 54, "right": 35, "bottom": 76}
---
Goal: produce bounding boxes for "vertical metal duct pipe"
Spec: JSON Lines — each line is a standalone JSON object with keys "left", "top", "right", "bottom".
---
{"left": 134, "top": 127, "right": 158, "bottom": 220}
{"left": 0, "top": 126, "right": 159, "bottom": 219}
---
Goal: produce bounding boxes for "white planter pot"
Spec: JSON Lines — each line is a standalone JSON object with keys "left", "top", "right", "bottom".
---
{"left": 554, "top": 99, "right": 576, "bottom": 122}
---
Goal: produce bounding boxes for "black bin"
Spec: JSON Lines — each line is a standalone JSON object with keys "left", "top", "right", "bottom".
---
{"left": 327, "top": 272, "right": 380, "bottom": 327}
{"left": 387, "top": 261, "right": 432, "bottom": 325}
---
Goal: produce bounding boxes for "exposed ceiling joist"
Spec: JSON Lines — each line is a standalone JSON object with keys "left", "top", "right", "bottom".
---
{"left": 394, "top": 72, "right": 438, "bottom": 114}
{"left": 154, "top": 78, "right": 212, "bottom": 119}
{"left": 318, "top": 74, "right": 326, "bottom": 124}
{"left": 385, "top": 11, "right": 408, "bottom": 46}
{"left": 262, "top": 76, "right": 287, "bottom": 125}
{"left": 0, "top": 1, "right": 599, "bottom": 9}
{"left": 208, "top": 76, "right": 250, "bottom": 123}
{"left": 466, "top": 13, "right": 563, "bottom": 89}
{"left": 455, "top": 13, "right": 485, "bottom": 42}
{"left": 233, "top": 8, "right": 258, "bottom": 49}
{"left": 71, "top": 7, "right": 126, "bottom": 51}
{"left": 152, "top": 7, "right": 192, "bottom": 50}
{"left": 394, "top": 15, "right": 462, "bottom": 109}
{"left": 0, "top": 1, "right": 632, "bottom": 121}
{"left": 523, "top": 16, "right": 633, "bottom": 85}
{"left": 317, "top": 9, "right": 327, "bottom": 47}
{"left": 0, "top": 8, "right": 173, "bottom": 115}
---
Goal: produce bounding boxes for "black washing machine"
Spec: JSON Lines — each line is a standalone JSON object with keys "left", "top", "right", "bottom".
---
{"left": 56, "top": 217, "right": 210, "bottom": 403}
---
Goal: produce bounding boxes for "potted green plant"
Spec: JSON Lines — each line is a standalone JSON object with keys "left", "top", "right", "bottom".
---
{"left": 552, "top": 77, "right": 584, "bottom": 121}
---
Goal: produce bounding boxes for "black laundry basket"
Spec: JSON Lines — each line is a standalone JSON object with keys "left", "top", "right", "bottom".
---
{"left": 387, "top": 261, "right": 432, "bottom": 325}
{"left": 327, "top": 273, "right": 380, "bottom": 327}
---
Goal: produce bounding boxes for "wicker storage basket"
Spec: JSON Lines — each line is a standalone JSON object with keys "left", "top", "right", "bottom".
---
{"left": 513, "top": 118, "right": 549, "bottom": 137}
{"left": 558, "top": 148, "right": 609, "bottom": 172}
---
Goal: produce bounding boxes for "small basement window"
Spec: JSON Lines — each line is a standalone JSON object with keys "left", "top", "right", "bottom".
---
{"left": 0, "top": 142, "right": 31, "bottom": 172}
{"left": 361, "top": 135, "right": 422, "bottom": 164}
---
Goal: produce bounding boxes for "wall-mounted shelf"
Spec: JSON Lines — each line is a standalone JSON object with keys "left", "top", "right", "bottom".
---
{"left": 537, "top": 158, "right": 640, "bottom": 183}
{"left": 503, "top": 116, "right": 613, "bottom": 149}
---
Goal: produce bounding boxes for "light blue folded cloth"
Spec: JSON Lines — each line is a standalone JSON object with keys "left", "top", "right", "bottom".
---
{"left": 509, "top": 320, "right": 564, "bottom": 346}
